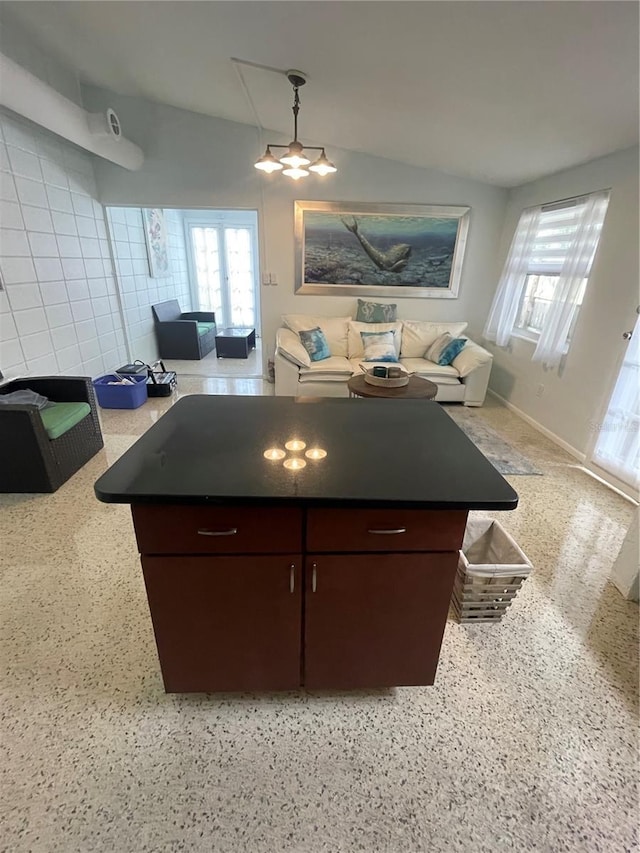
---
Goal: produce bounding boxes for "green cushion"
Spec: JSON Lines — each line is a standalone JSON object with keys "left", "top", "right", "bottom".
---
{"left": 197, "top": 322, "right": 216, "bottom": 336}
{"left": 40, "top": 402, "right": 91, "bottom": 440}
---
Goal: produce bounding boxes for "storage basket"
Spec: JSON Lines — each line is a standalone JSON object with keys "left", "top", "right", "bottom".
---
{"left": 452, "top": 518, "right": 533, "bottom": 623}
{"left": 93, "top": 374, "right": 148, "bottom": 409}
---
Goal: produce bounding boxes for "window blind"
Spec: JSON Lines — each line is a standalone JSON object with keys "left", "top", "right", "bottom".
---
{"left": 528, "top": 199, "right": 604, "bottom": 275}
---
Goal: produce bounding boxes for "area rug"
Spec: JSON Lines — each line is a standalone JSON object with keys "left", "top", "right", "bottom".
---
{"left": 442, "top": 405, "right": 542, "bottom": 475}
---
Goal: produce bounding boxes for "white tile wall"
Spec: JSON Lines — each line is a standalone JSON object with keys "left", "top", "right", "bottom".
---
{"left": 0, "top": 110, "right": 127, "bottom": 378}
{"left": 106, "top": 207, "right": 192, "bottom": 364}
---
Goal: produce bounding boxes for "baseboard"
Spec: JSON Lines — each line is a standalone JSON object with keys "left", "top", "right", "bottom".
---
{"left": 487, "top": 389, "right": 586, "bottom": 462}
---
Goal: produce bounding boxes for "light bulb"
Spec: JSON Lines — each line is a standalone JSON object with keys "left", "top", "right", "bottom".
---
{"left": 284, "top": 457, "right": 306, "bottom": 470}
{"left": 305, "top": 448, "right": 327, "bottom": 460}
{"left": 285, "top": 439, "right": 306, "bottom": 452}
{"left": 263, "top": 448, "right": 286, "bottom": 461}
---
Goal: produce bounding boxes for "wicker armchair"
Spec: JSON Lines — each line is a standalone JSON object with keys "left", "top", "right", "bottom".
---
{"left": 151, "top": 300, "right": 217, "bottom": 360}
{"left": 0, "top": 376, "right": 104, "bottom": 493}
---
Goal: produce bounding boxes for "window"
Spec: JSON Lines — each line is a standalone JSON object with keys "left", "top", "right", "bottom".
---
{"left": 484, "top": 190, "right": 610, "bottom": 367}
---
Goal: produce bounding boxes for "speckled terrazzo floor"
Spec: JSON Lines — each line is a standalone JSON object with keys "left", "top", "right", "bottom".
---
{"left": 1, "top": 385, "right": 638, "bottom": 853}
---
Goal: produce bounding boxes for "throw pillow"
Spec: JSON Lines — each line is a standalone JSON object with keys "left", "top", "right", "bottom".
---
{"left": 426, "top": 332, "right": 467, "bottom": 365}
{"left": 281, "top": 315, "right": 351, "bottom": 357}
{"left": 400, "top": 321, "right": 469, "bottom": 358}
{"left": 348, "top": 320, "right": 403, "bottom": 359}
{"left": 355, "top": 299, "right": 397, "bottom": 323}
{"left": 299, "top": 327, "right": 331, "bottom": 362}
{"left": 360, "top": 330, "right": 399, "bottom": 363}
{"left": 437, "top": 337, "right": 467, "bottom": 365}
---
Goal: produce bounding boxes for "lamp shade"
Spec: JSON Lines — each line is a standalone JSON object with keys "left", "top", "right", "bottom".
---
{"left": 279, "top": 141, "right": 311, "bottom": 168}
{"left": 254, "top": 148, "right": 284, "bottom": 173}
{"left": 282, "top": 167, "right": 310, "bottom": 180}
{"left": 309, "top": 150, "right": 337, "bottom": 176}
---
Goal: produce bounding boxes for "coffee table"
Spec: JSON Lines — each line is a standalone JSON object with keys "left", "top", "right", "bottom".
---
{"left": 348, "top": 374, "right": 438, "bottom": 400}
{"left": 215, "top": 327, "right": 256, "bottom": 359}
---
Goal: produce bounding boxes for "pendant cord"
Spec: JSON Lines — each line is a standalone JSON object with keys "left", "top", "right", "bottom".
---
{"left": 292, "top": 86, "right": 300, "bottom": 143}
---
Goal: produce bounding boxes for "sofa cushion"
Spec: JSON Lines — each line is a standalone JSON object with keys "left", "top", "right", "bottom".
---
{"left": 276, "top": 327, "right": 311, "bottom": 367}
{"left": 299, "top": 327, "right": 331, "bottom": 362}
{"left": 40, "top": 402, "right": 91, "bottom": 440}
{"left": 282, "top": 315, "right": 351, "bottom": 357}
{"left": 361, "top": 330, "right": 399, "bottom": 362}
{"left": 399, "top": 358, "right": 462, "bottom": 385}
{"left": 400, "top": 321, "right": 468, "bottom": 358}
{"left": 348, "top": 320, "right": 402, "bottom": 359}
{"left": 152, "top": 300, "right": 182, "bottom": 323}
{"left": 299, "top": 356, "right": 352, "bottom": 382}
{"left": 197, "top": 322, "right": 216, "bottom": 336}
{"left": 355, "top": 299, "right": 397, "bottom": 323}
{"left": 451, "top": 341, "right": 493, "bottom": 378}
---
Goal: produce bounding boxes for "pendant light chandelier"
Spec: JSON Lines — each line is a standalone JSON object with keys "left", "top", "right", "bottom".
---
{"left": 254, "top": 71, "right": 337, "bottom": 180}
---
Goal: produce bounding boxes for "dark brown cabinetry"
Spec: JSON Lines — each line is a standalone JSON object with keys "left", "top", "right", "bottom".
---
{"left": 142, "top": 555, "right": 302, "bottom": 692}
{"left": 303, "top": 553, "right": 458, "bottom": 689}
{"left": 132, "top": 504, "right": 467, "bottom": 692}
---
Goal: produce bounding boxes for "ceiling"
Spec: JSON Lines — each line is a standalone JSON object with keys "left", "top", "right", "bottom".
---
{"left": 2, "top": 1, "right": 638, "bottom": 187}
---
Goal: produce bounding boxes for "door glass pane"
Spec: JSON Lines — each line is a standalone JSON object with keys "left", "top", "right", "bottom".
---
{"left": 192, "top": 227, "right": 224, "bottom": 323}
{"left": 225, "top": 227, "right": 255, "bottom": 327}
{"left": 592, "top": 315, "right": 640, "bottom": 488}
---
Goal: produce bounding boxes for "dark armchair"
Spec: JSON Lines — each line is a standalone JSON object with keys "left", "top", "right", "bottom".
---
{"left": 0, "top": 376, "right": 104, "bottom": 493}
{"left": 151, "top": 300, "right": 217, "bottom": 360}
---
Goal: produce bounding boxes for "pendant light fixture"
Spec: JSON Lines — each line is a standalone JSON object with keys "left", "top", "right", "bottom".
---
{"left": 254, "top": 71, "right": 337, "bottom": 180}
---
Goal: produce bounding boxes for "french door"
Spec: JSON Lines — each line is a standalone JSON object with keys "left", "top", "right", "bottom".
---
{"left": 589, "top": 309, "right": 640, "bottom": 495}
{"left": 187, "top": 218, "right": 259, "bottom": 331}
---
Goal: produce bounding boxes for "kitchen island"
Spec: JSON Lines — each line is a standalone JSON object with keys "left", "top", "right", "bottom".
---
{"left": 95, "top": 395, "right": 518, "bottom": 692}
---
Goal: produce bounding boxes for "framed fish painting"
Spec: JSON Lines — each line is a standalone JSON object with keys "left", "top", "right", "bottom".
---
{"left": 143, "top": 208, "right": 170, "bottom": 277}
{"left": 294, "top": 201, "right": 470, "bottom": 298}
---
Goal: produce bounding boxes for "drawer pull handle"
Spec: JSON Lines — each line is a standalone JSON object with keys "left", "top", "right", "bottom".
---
{"left": 197, "top": 527, "right": 238, "bottom": 537}
{"left": 312, "top": 562, "right": 317, "bottom": 593}
{"left": 290, "top": 564, "right": 295, "bottom": 594}
{"left": 367, "top": 527, "right": 407, "bottom": 535}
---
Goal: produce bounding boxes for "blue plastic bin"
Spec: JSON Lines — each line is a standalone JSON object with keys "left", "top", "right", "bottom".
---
{"left": 93, "top": 374, "right": 148, "bottom": 409}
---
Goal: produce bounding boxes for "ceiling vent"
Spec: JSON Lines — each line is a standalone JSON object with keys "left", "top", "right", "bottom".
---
{"left": 87, "top": 108, "right": 122, "bottom": 141}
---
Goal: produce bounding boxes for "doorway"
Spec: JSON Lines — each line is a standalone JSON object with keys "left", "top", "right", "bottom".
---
{"left": 184, "top": 210, "right": 259, "bottom": 332}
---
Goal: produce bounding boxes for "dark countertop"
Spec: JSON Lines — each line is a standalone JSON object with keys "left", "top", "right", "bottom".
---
{"left": 94, "top": 396, "right": 518, "bottom": 510}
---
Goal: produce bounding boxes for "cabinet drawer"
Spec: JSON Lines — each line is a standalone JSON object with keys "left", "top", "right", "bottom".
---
{"left": 132, "top": 505, "right": 303, "bottom": 554}
{"left": 306, "top": 508, "right": 467, "bottom": 552}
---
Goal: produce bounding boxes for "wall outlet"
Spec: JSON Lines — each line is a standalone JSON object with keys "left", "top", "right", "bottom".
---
{"left": 536, "top": 383, "right": 545, "bottom": 397}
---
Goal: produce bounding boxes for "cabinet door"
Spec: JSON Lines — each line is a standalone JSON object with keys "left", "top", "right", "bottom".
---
{"left": 142, "top": 555, "right": 301, "bottom": 692}
{"left": 304, "top": 553, "right": 457, "bottom": 689}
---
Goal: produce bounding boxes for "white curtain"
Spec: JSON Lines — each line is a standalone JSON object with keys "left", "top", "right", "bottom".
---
{"left": 483, "top": 206, "right": 542, "bottom": 346}
{"left": 532, "top": 190, "right": 610, "bottom": 366}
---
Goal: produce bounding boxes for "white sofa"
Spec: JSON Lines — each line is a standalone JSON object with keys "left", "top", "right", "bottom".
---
{"left": 274, "top": 314, "right": 493, "bottom": 406}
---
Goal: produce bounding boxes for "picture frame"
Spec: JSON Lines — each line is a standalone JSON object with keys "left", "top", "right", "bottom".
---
{"left": 294, "top": 200, "right": 470, "bottom": 298}
{"left": 143, "top": 208, "right": 170, "bottom": 277}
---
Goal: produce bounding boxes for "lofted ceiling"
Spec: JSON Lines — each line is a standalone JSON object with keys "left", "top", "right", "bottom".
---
{"left": 2, "top": 1, "right": 638, "bottom": 187}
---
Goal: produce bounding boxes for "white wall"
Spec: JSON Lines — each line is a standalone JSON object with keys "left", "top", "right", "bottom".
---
{"left": 0, "top": 109, "right": 128, "bottom": 378}
{"left": 486, "top": 146, "right": 639, "bottom": 456}
{"left": 106, "top": 207, "right": 191, "bottom": 364}
{"left": 82, "top": 86, "right": 509, "bottom": 360}
{"left": 0, "top": 9, "right": 82, "bottom": 107}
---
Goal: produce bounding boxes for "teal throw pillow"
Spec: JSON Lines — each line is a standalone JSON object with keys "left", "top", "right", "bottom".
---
{"left": 438, "top": 337, "right": 467, "bottom": 365}
{"left": 299, "top": 327, "right": 331, "bottom": 362}
{"left": 360, "top": 330, "right": 399, "bottom": 363}
{"left": 355, "top": 299, "right": 398, "bottom": 323}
